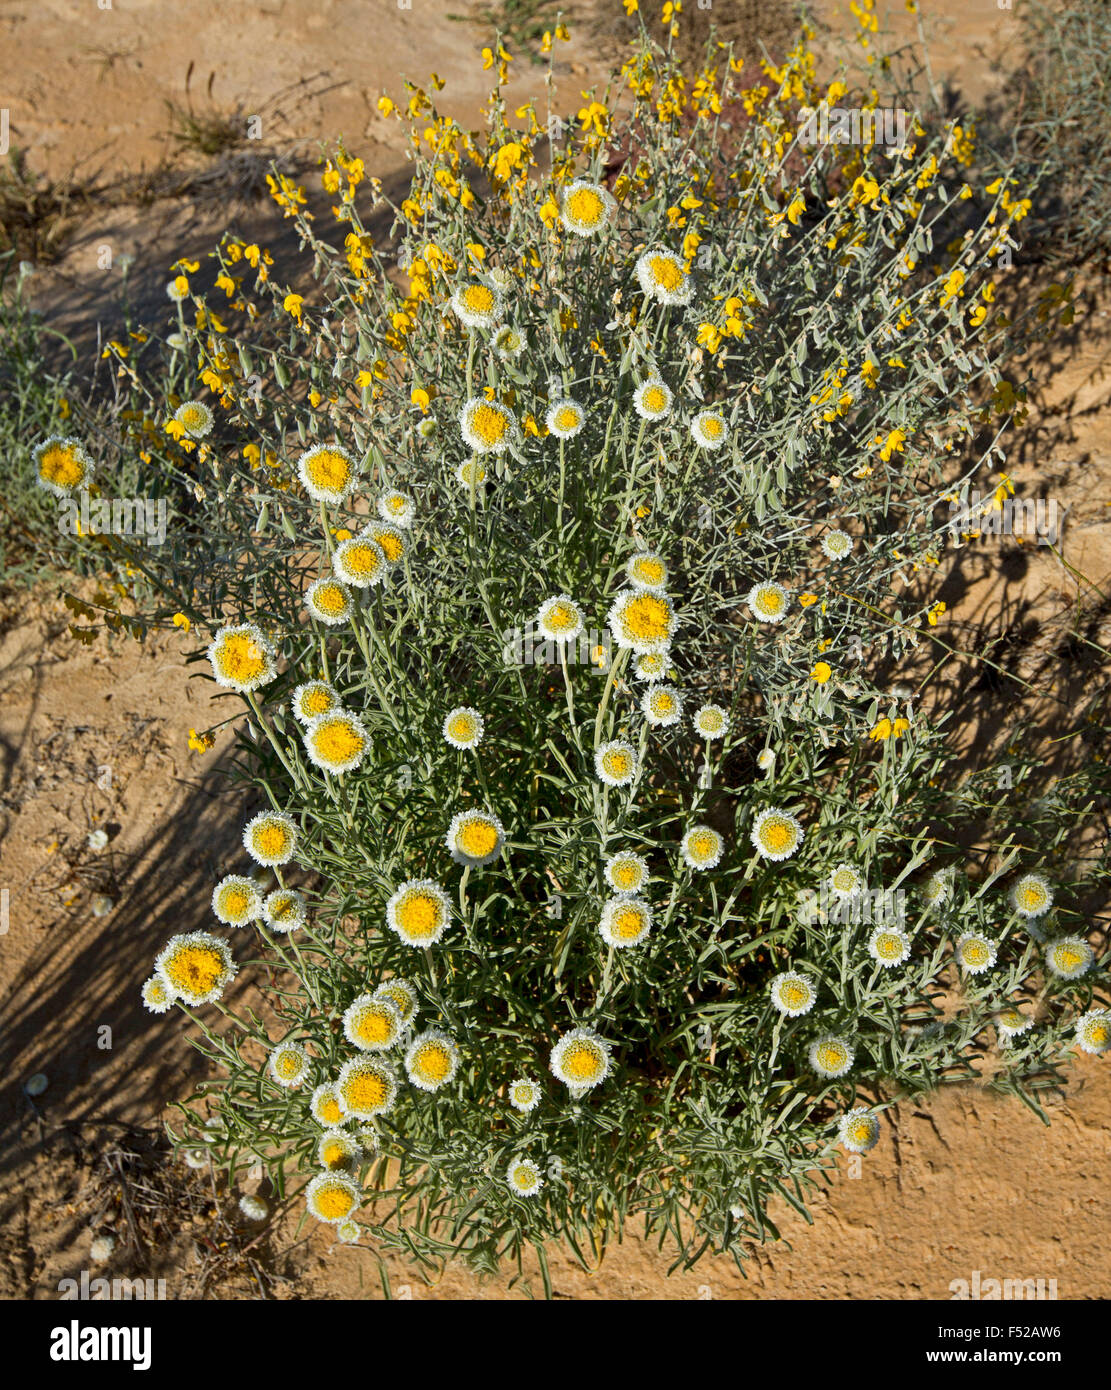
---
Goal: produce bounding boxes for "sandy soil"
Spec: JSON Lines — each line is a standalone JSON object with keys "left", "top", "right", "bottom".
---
{"left": 1, "top": 0, "right": 1108, "bottom": 1300}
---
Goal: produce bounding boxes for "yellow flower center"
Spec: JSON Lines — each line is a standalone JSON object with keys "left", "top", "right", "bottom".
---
{"left": 312, "top": 717, "right": 365, "bottom": 766}
{"left": 848, "top": 1119, "right": 873, "bottom": 1144}
{"left": 701, "top": 415, "right": 724, "bottom": 438}
{"left": 779, "top": 980, "right": 810, "bottom": 1010}
{"left": 216, "top": 632, "right": 267, "bottom": 684}
{"left": 620, "top": 593, "right": 672, "bottom": 641}
{"left": 602, "top": 748, "right": 632, "bottom": 779}
{"left": 340, "top": 542, "right": 382, "bottom": 580}
{"left": 276, "top": 1052, "right": 298, "bottom": 1078}
{"left": 1019, "top": 885, "right": 1045, "bottom": 910}
{"left": 555, "top": 406, "right": 580, "bottom": 431}
{"left": 306, "top": 449, "right": 352, "bottom": 491}
{"left": 512, "top": 1085, "right": 533, "bottom": 1104}
{"left": 396, "top": 893, "right": 443, "bottom": 940}
{"left": 1053, "top": 945, "right": 1084, "bottom": 972}
{"left": 353, "top": 1007, "right": 396, "bottom": 1045}
{"left": 875, "top": 933, "right": 903, "bottom": 959}
{"left": 545, "top": 602, "right": 576, "bottom": 631}
{"left": 413, "top": 1043, "right": 452, "bottom": 1083}
{"left": 321, "top": 1141, "right": 348, "bottom": 1168}
{"left": 449, "top": 715, "right": 475, "bottom": 741}
{"left": 756, "top": 588, "right": 785, "bottom": 615}
{"left": 469, "top": 402, "right": 510, "bottom": 445}
{"left": 633, "top": 557, "right": 665, "bottom": 584}
{"left": 760, "top": 819, "right": 795, "bottom": 852}
{"left": 563, "top": 1042, "right": 603, "bottom": 1082}
{"left": 688, "top": 831, "right": 717, "bottom": 860}
{"left": 178, "top": 405, "right": 207, "bottom": 431}
{"left": 613, "top": 906, "right": 647, "bottom": 940}
{"left": 612, "top": 863, "right": 639, "bottom": 889}
{"left": 270, "top": 894, "right": 297, "bottom": 922}
{"left": 39, "top": 443, "right": 87, "bottom": 488}
{"left": 461, "top": 284, "right": 495, "bottom": 313}
{"left": 165, "top": 944, "right": 225, "bottom": 996}
{"left": 218, "top": 886, "right": 251, "bottom": 918}
{"left": 817, "top": 1042, "right": 847, "bottom": 1070}
{"left": 566, "top": 187, "right": 604, "bottom": 225}
{"left": 342, "top": 1070, "right": 389, "bottom": 1111}
{"left": 649, "top": 254, "right": 684, "bottom": 290}
{"left": 301, "top": 689, "right": 333, "bottom": 718}
{"left": 312, "top": 582, "right": 348, "bottom": 617}
{"left": 962, "top": 940, "right": 990, "bottom": 966}
{"left": 368, "top": 528, "right": 404, "bottom": 562}
{"left": 513, "top": 1168, "right": 536, "bottom": 1189}
{"left": 319, "top": 1097, "right": 343, "bottom": 1124}
{"left": 651, "top": 691, "right": 675, "bottom": 715}
{"left": 254, "top": 823, "right": 290, "bottom": 857}
{"left": 315, "top": 1185, "right": 355, "bottom": 1220}
{"left": 457, "top": 818, "right": 499, "bottom": 858}
{"left": 1086, "top": 1021, "right": 1110, "bottom": 1046}
{"left": 378, "top": 985, "right": 411, "bottom": 1019}
{"left": 641, "top": 386, "right": 667, "bottom": 413}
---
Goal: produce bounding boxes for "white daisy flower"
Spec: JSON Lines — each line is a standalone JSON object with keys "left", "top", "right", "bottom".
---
{"left": 460, "top": 396, "right": 519, "bottom": 454}
{"left": 756, "top": 748, "right": 776, "bottom": 772}
{"left": 955, "top": 932, "right": 998, "bottom": 975}
{"left": 238, "top": 1193, "right": 269, "bottom": 1223}
{"left": 690, "top": 409, "right": 728, "bottom": 450}
{"left": 508, "top": 1077, "right": 542, "bottom": 1113}
{"left": 174, "top": 400, "right": 214, "bottom": 439}
{"left": 343, "top": 993, "right": 404, "bottom": 1052}
{"left": 1075, "top": 1009, "right": 1111, "bottom": 1055}
{"left": 337, "top": 1056, "right": 398, "bottom": 1120}
{"left": 560, "top": 179, "right": 616, "bottom": 236}
{"left": 141, "top": 975, "right": 175, "bottom": 1015}
{"left": 821, "top": 529, "right": 853, "bottom": 560}
{"left": 536, "top": 594, "right": 585, "bottom": 645}
{"left": 922, "top": 867, "right": 955, "bottom": 909}
{"left": 681, "top": 825, "right": 724, "bottom": 871}
{"left": 634, "top": 650, "right": 671, "bottom": 682}
{"left": 310, "top": 1083, "right": 348, "bottom": 1128}
{"left": 242, "top": 810, "right": 298, "bottom": 867}
{"left": 264, "top": 888, "right": 308, "bottom": 933}
{"left": 305, "top": 1172, "right": 360, "bottom": 1225}
{"left": 405, "top": 1028, "right": 461, "bottom": 1092}
{"left": 1010, "top": 872, "right": 1054, "bottom": 920}
{"left": 154, "top": 931, "right": 237, "bottom": 1007}
{"left": 598, "top": 895, "right": 653, "bottom": 948}
{"left": 607, "top": 589, "right": 678, "bottom": 655}
{"left": 443, "top": 705, "right": 484, "bottom": 750}
{"left": 446, "top": 808, "right": 506, "bottom": 867}
{"left": 546, "top": 399, "right": 586, "bottom": 438}
{"left": 625, "top": 551, "right": 669, "bottom": 591}
{"left": 808, "top": 1034, "right": 855, "bottom": 1078}
{"left": 336, "top": 1219, "right": 362, "bottom": 1244}
{"left": 292, "top": 680, "right": 341, "bottom": 725}
{"left": 211, "top": 874, "right": 263, "bottom": 927}
{"left": 604, "top": 850, "right": 649, "bottom": 895}
{"left": 1045, "top": 936, "right": 1094, "bottom": 981}
{"left": 333, "top": 535, "right": 387, "bottom": 589}
{"left": 455, "top": 457, "right": 487, "bottom": 488}
{"left": 297, "top": 443, "right": 360, "bottom": 505}
{"left": 494, "top": 324, "right": 525, "bottom": 360}
{"left": 868, "top": 926, "right": 911, "bottom": 968}
{"left": 994, "top": 1007, "right": 1033, "bottom": 1045}
{"left": 750, "top": 808, "right": 804, "bottom": 862}
{"left": 642, "top": 683, "right": 683, "bottom": 727}
{"left": 635, "top": 247, "right": 693, "bottom": 305}
{"left": 692, "top": 704, "right": 730, "bottom": 740}
{"left": 303, "top": 710, "right": 370, "bottom": 774}
{"left": 769, "top": 971, "right": 817, "bottom": 1017}
{"left": 549, "top": 1027, "right": 612, "bottom": 1092}
{"left": 377, "top": 489, "right": 415, "bottom": 528}
{"left": 317, "top": 1128, "right": 362, "bottom": 1171}
{"left": 506, "top": 1156, "right": 545, "bottom": 1196}
{"left": 450, "top": 280, "right": 504, "bottom": 330}
{"left": 632, "top": 378, "right": 673, "bottom": 420}
{"left": 594, "top": 739, "right": 638, "bottom": 788}
{"left": 837, "top": 1108, "right": 880, "bottom": 1154}
{"left": 746, "top": 581, "right": 790, "bottom": 625}
{"left": 33, "top": 436, "right": 96, "bottom": 497}
{"left": 207, "top": 623, "right": 277, "bottom": 693}
{"left": 827, "top": 863, "right": 864, "bottom": 899}
{"left": 360, "top": 519, "right": 407, "bottom": 567}
{"left": 385, "top": 879, "right": 453, "bottom": 948}
{"left": 268, "top": 1040, "right": 310, "bottom": 1089}
{"left": 373, "top": 977, "right": 419, "bottom": 1028}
